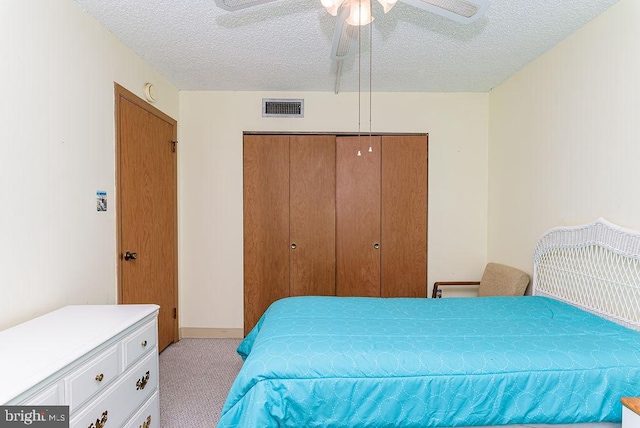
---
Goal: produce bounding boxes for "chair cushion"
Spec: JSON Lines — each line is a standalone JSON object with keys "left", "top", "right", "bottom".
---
{"left": 478, "top": 262, "right": 530, "bottom": 297}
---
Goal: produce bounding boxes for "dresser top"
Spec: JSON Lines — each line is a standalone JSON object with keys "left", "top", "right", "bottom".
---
{"left": 0, "top": 304, "right": 159, "bottom": 404}
{"left": 622, "top": 397, "right": 640, "bottom": 416}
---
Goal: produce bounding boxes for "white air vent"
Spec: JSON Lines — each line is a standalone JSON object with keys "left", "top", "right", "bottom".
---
{"left": 214, "top": 0, "right": 277, "bottom": 11}
{"left": 262, "top": 99, "right": 304, "bottom": 118}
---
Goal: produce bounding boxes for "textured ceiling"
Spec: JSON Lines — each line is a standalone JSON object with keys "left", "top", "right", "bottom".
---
{"left": 73, "top": 0, "right": 620, "bottom": 92}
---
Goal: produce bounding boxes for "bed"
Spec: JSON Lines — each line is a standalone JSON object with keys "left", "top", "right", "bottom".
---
{"left": 218, "top": 218, "right": 640, "bottom": 427}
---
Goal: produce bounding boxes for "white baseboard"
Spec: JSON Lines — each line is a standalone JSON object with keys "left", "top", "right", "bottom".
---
{"left": 179, "top": 327, "right": 243, "bottom": 339}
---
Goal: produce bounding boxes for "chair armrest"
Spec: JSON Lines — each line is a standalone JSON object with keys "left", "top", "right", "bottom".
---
{"left": 432, "top": 281, "right": 481, "bottom": 298}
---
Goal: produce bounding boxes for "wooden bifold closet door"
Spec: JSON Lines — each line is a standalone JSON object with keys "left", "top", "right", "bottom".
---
{"left": 380, "top": 135, "right": 428, "bottom": 297}
{"left": 243, "top": 135, "right": 290, "bottom": 336}
{"left": 289, "top": 136, "right": 336, "bottom": 297}
{"left": 336, "top": 135, "right": 427, "bottom": 298}
{"left": 336, "top": 136, "right": 382, "bottom": 297}
{"left": 243, "top": 135, "right": 336, "bottom": 335}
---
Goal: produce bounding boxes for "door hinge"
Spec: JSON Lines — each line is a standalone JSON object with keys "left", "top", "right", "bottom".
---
{"left": 171, "top": 140, "right": 178, "bottom": 153}
{"left": 173, "top": 307, "right": 177, "bottom": 319}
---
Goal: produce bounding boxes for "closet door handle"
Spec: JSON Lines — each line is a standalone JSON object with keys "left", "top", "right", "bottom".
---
{"left": 373, "top": 243, "right": 380, "bottom": 249}
{"left": 290, "top": 243, "right": 297, "bottom": 249}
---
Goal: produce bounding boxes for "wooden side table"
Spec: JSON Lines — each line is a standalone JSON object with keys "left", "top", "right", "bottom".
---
{"left": 622, "top": 397, "right": 640, "bottom": 428}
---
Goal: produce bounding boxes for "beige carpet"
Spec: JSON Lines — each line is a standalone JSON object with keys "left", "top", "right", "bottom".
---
{"left": 159, "top": 338, "right": 243, "bottom": 428}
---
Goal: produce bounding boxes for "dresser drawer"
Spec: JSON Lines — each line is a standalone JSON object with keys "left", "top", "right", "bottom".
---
{"left": 123, "top": 320, "right": 157, "bottom": 369}
{"left": 124, "top": 391, "right": 159, "bottom": 428}
{"left": 65, "top": 345, "right": 119, "bottom": 412}
{"left": 70, "top": 350, "right": 158, "bottom": 428}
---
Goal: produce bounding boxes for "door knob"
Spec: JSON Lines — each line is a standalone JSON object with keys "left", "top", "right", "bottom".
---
{"left": 124, "top": 251, "right": 138, "bottom": 261}
{"left": 373, "top": 243, "right": 380, "bottom": 249}
{"left": 290, "top": 243, "right": 297, "bottom": 249}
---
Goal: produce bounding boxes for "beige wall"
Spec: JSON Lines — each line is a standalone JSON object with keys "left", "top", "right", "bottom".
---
{"left": 0, "top": 1, "right": 179, "bottom": 329}
{"left": 178, "top": 91, "right": 489, "bottom": 329}
{"left": 488, "top": 0, "right": 640, "bottom": 274}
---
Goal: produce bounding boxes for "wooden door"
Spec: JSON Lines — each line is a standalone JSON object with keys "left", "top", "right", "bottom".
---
{"left": 243, "top": 135, "right": 290, "bottom": 335}
{"left": 116, "top": 84, "right": 178, "bottom": 352}
{"left": 336, "top": 136, "right": 382, "bottom": 296}
{"left": 290, "top": 135, "right": 336, "bottom": 296}
{"left": 381, "top": 135, "right": 428, "bottom": 297}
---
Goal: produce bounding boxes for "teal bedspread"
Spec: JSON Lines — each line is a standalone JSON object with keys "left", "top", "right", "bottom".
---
{"left": 218, "top": 296, "right": 640, "bottom": 427}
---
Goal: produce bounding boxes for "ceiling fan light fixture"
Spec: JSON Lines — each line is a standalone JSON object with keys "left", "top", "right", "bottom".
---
{"left": 321, "top": 0, "right": 345, "bottom": 16}
{"left": 346, "top": 0, "right": 374, "bottom": 26}
{"left": 322, "top": 0, "right": 396, "bottom": 25}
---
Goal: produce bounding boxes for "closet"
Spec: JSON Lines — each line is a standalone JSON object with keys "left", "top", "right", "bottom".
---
{"left": 243, "top": 133, "right": 427, "bottom": 334}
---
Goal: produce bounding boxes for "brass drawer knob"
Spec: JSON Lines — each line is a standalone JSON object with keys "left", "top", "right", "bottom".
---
{"left": 140, "top": 415, "right": 152, "bottom": 428}
{"left": 89, "top": 410, "right": 108, "bottom": 428}
{"left": 136, "top": 371, "right": 150, "bottom": 390}
{"left": 141, "top": 340, "right": 148, "bottom": 347}
{"left": 95, "top": 373, "right": 104, "bottom": 382}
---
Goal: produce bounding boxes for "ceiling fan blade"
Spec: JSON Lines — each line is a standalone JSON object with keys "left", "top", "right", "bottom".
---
{"left": 399, "top": 0, "right": 489, "bottom": 24}
{"left": 330, "top": 4, "right": 357, "bottom": 61}
{"left": 214, "top": 0, "right": 279, "bottom": 11}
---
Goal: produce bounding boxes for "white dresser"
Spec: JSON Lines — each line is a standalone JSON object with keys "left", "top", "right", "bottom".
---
{"left": 0, "top": 304, "right": 160, "bottom": 428}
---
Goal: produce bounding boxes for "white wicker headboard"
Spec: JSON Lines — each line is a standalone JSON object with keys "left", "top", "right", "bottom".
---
{"left": 533, "top": 218, "right": 640, "bottom": 331}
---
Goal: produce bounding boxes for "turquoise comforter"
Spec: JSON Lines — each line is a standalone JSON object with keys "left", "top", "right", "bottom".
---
{"left": 218, "top": 296, "right": 640, "bottom": 427}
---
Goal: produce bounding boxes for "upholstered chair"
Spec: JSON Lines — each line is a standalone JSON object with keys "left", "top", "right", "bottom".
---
{"left": 432, "top": 262, "right": 530, "bottom": 298}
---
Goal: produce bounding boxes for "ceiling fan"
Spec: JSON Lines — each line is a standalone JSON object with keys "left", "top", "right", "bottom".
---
{"left": 214, "top": 0, "right": 490, "bottom": 61}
